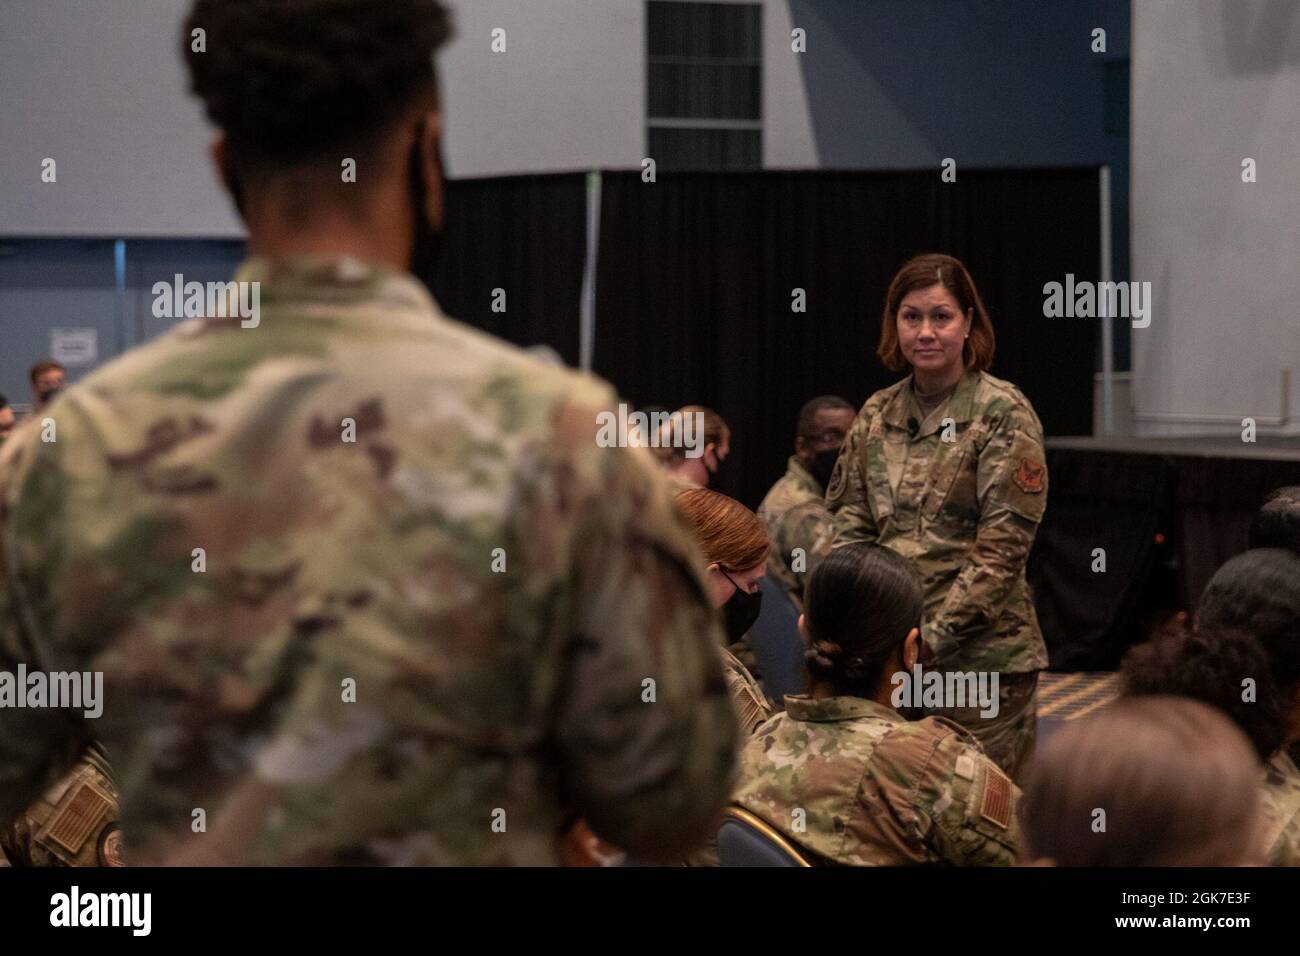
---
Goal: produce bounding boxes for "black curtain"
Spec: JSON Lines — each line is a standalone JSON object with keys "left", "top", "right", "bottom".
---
{"left": 593, "top": 169, "right": 1100, "bottom": 509}
{"left": 421, "top": 173, "right": 588, "bottom": 365}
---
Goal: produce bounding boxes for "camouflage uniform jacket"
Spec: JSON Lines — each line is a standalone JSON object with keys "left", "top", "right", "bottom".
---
{"left": 733, "top": 695, "right": 1020, "bottom": 865}
{"left": 721, "top": 647, "right": 775, "bottom": 737}
{"left": 758, "top": 457, "right": 832, "bottom": 602}
{"left": 0, "top": 256, "right": 738, "bottom": 866}
{"left": 1261, "top": 749, "right": 1300, "bottom": 866}
{"left": 827, "top": 371, "right": 1048, "bottom": 673}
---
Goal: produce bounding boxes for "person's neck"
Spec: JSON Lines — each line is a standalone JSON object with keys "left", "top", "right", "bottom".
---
{"left": 246, "top": 223, "right": 411, "bottom": 274}
{"left": 912, "top": 364, "right": 965, "bottom": 398}
{"left": 671, "top": 458, "right": 710, "bottom": 487}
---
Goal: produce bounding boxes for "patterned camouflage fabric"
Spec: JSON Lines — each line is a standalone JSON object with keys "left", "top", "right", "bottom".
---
{"left": 0, "top": 256, "right": 738, "bottom": 866}
{"left": 1261, "top": 749, "right": 1300, "bottom": 866}
{"left": 733, "top": 694, "right": 1020, "bottom": 865}
{"left": 721, "top": 647, "right": 775, "bottom": 738}
{"left": 0, "top": 744, "right": 123, "bottom": 867}
{"left": 758, "top": 456, "right": 832, "bottom": 604}
{"left": 827, "top": 370, "right": 1049, "bottom": 675}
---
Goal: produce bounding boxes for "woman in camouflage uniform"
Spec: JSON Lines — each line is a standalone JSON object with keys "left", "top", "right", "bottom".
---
{"left": 733, "top": 543, "right": 1020, "bottom": 865}
{"left": 827, "top": 253, "right": 1048, "bottom": 780}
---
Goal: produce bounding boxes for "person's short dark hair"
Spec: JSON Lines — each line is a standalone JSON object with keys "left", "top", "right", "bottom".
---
{"left": 796, "top": 395, "right": 854, "bottom": 440}
{"left": 1249, "top": 486, "right": 1300, "bottom": 554}
{"left": 0, "top": 393, "right": 8, "bottom": 409}
{"left": 1196, "top": 548, "right": 1300, "bottom": 698}
{"left": 803, "top": 543, "right": 923, "bottom": 698}
{"left": 1121, "top": 625, "right": 1285, "bottom": 759}
{"left": 29, "top": 360, "right": 64, "bottom": 387}
{"left": 182, "top": 0, "right": 454, "bottom": 169}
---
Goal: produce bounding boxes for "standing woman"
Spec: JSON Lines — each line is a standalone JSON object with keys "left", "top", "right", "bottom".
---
{"left": 826, "top": 253, "right": 1048, "bottom": 780}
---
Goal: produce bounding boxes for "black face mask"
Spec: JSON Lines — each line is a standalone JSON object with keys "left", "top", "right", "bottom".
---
{"left": 38, "top": 386, "right": 63, "bottom": 406}
{"left": 721, "top": 570, "right": 763, "bottom": 640}
{"left": 807, "top": 447, "right": 840, "bottom": 491}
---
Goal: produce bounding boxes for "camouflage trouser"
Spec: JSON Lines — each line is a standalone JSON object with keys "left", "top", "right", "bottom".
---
{"left": 925, "top": 671, "right": 1039, "bottom": 783}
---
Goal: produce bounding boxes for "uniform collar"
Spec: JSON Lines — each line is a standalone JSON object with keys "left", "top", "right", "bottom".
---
{"left": 1268, "top": 748, "right": 1300, "bottom": 780}
{"left": 782, "top": 694, "right": 903, "bottom": 724}
{"left": 233, "top": 255, "right": 440, "bottom": 317}
{"left": 881, "top": 369, "right": 981, "bottom": 437}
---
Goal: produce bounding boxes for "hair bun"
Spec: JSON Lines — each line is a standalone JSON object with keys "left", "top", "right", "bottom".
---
{"left": 805, "top": 639, "right": 845, "bottom": 679}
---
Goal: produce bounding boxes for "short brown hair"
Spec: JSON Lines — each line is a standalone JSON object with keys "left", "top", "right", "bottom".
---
{"left": 674, "top": 488, "right": 768, "bottom": 573}
{"left": 29, "top": 360, "right": 65, "bottom": 386}
{"left": 1019, "top": 696, "right": 1262, "bottom": 866}
{"left": 876, "top": 253, "right": 995, "bottom": 373}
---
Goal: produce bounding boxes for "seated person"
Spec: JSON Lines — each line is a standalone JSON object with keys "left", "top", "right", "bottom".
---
{"left": 732, "top": 542, "right": 1019, "bottom": 865}
{"left": 650, "top": 406, "right": 729, "bottom": 490}
{"left": 1019, "top": 696, "right": 1262, "bottom": 866}
{"left": 673, "top": 487, "right": 775, "bottom": 736}
{"left": 1121, "top": 548, "right": 1300, "bottom": 864}
{"left": 758, "top": 396, "right": 854, "bottom": 610}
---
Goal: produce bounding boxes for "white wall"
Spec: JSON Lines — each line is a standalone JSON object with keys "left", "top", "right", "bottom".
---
{"left": 1131, "top": 0, "right": 1300, "bottom": 437}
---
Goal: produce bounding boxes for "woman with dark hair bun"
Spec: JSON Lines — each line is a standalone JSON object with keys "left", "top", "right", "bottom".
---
{"left": 731, "top": 543, "right": 1020, "bottom": 865}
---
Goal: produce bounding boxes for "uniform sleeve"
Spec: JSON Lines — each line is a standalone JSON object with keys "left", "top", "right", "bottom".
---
{"left": 827, "top": 417, "right": 880, "bottom": 547}
{"left": 875, "top": 723, "right": 1020, "bottom": 866}
{"left": 550, "top": 390, "right": 738, "bottom": 860}
{"left": 0, "top": 423, "right": 88, "bottom": 824}
{"left": 925, "top": 407, "right": 1047, "bottom": 664}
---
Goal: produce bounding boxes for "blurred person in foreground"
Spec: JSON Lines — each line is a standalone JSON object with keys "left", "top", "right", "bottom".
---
{"left": 0, "top": 0, "right": 735, "bottom": 866}
{"left": 1121, "top": 549, "right": 1300, "bottom": 865}
{"left": 1019, "top": 696, "right": 1262, "bottom": 866}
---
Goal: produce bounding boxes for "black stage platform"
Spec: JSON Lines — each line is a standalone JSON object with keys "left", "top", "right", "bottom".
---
{"left": 1028, "top": 435, "right": 1300, "bottom": 670}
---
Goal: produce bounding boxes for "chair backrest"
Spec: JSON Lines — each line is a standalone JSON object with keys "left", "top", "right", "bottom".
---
{"left": 747, "top": 577, "right": 807, "bottom": 702}
{"left": 717, "top": 806, "right": 812, "bottom": 867}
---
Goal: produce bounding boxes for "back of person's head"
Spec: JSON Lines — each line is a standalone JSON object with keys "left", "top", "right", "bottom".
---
{"left": 1019, "top": 696, "right": 1262, "bottom": 866}
{"left": 1122, "top": 625, "right": 1285, "bottom": 759}
{"left": 1195, "top": 549, "right": 1300, "bottom": 702}
{"left": 653, "top": 406, "right": 730, "bottom": 467}
{"left": 1249, "top": 487, "right": 1300, "bottom": 554}
{"left": 182, "top": 0, "right": 453, "bottom": 182}
{"left": 674, "top": 487, "right": 767, "bottom": 572}
{"left": 802, "top": 543, "right": 923, "bottom": 698}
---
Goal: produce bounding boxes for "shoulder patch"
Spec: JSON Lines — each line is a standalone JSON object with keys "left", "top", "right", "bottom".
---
{"left": 1012, "top": 458, "right": 1045, "bottom": 494}
{"left": 980, "top": 765, "right": 1014, "bottom": 830}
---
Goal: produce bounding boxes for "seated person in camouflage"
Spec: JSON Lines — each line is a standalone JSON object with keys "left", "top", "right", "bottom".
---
{"left": 757, "top": 395, "right": 854, "bottom": 610}
{"left": 674, "top": 488, "right": 776, "bottom": 737}
{"left": 1019, "top": 697, "right": 1262, "bottom": 866}
{"left": 733, "top": 543, "right": 1020, "bottom": 865}
{"left": 1120, "top": 549, "right": 1300, "bottom": 865}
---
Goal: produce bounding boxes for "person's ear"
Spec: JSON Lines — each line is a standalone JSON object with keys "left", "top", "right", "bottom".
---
{"left": 416, "top": 111, "right": 445, "bottom": 232}
{"left": 902, "top": 626, "right": 920, "bottom": 671}
{"left": 797, "top": 613, "right": 810, "bottom": 648}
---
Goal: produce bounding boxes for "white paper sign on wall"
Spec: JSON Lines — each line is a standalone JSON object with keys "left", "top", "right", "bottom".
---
{"left": 50, "top": 328, "right": 98, "bottom": 367}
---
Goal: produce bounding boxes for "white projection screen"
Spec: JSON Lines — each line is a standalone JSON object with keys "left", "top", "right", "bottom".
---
{"left": 1131, "top": 0, "right": 1300, "bottom": 438}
